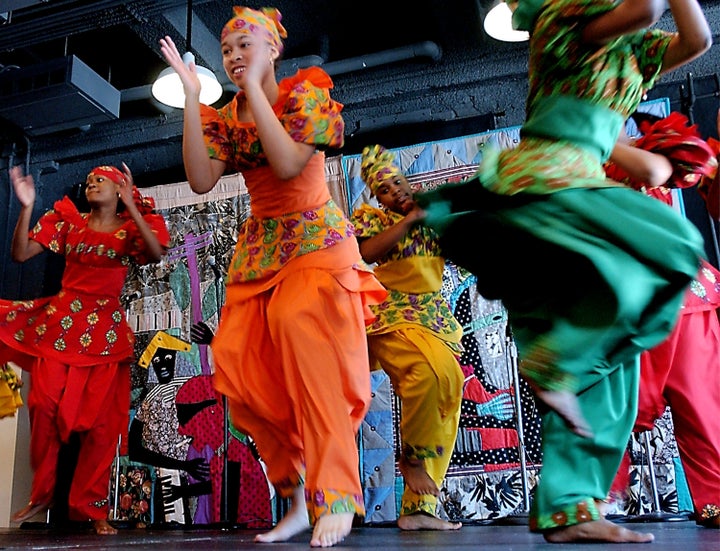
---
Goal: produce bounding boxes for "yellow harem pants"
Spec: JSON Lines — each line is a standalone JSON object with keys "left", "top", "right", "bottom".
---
{"left": 212, "top": 252, "right": 385, "bottom": 524}
{"left": 368, "top": 327, "right": 463, "bottom": 517}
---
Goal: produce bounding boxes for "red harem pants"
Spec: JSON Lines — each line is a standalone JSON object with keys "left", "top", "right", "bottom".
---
{"left": 635, "top": 308, "right": 720, "bottom": 517}
{"left": 26, "top": 357, "right": 130, "bottom": 521}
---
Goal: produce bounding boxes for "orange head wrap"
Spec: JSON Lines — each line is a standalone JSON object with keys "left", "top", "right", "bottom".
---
{"left": 360, "top": 145, "right": 403, "bottom": 196}
{"left": 220, "top": 6, "right": 287, "bottom": 54}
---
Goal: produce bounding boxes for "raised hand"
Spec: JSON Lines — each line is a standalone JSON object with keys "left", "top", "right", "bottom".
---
{"left": 475, "top": 393, "right": 515, "bottom": 421}
{"left": 182, "top": 457, "right": 210, "bottom": 481}
{"left": 190, "top": 321, "right": 215, "bottom": 345}
{"left": 117, "top": 162, "right": 135, "bottom": 208}
{"left": 159, "top": 36, "right": 201, "bottom": 102}
{"left": 9, "top": 166, "right": 36, "bottom": 208}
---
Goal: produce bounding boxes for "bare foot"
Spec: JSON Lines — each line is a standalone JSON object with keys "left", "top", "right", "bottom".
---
{"left": 255, "top": 486, "right": 310, "bottom": 543}
{"left": 397, "top": 513, "right": 462, "bottom": 531}
{"left": 399, "top": 457, "right": 440, "bottom": 496}
{"left": 11, "top": 501, "right": 50, "bottom": 523}
{"left": 544, "top": 519, "right": 654, "bottom": 543}
{"left": 697, "top": 514, "right": 720, "bottom": 528}
{"left": 534, "top": 389, "right": 593, "bottom": 439}
{"left": 310, "top": 512, "right": 354, "bottom": 548}
{"left": 93, "top": 519, "right": 118, "bottom": 535}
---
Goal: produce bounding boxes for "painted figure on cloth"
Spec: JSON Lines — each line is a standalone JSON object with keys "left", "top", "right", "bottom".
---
{"left": 128, "top": 331, "right": 209, "bottom": 524}
{"left": 159, "top": 5, "right": 386, "bottom": 547}
{"left": 173, "top": 374, "right": 273, "bottom": 527}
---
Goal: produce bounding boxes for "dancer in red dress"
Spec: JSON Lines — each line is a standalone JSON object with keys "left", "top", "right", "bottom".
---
{"left": 605, "top": 112, "right": 720, "bottom": 528}
{"left": 2, "top": 163, "right": 169, "bottom": 534}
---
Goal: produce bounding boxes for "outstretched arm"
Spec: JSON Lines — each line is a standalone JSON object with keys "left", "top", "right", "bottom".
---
{"left": 128, "top": 417, "right": 210, "bottom": 481}
{"left": 581, "top": 0, "right": 711, "bottom": 71}
{"left": 357, "top": 205, "right": 425, "bottom": 264}
{"left": 660, "top": 0, "right": 712, "bottom": 74}
{"left": 159, "top": 36, "right": 226, "bottom": 194}
{"left": 9, "top": 166, "right": 45, "bottom": 263}
{"left": 581, "top": 0, "right": 667, "bottom": 45}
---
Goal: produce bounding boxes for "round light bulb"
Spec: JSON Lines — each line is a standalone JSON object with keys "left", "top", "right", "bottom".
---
{"left": 152, "top": 52, "right": 223, "bottom": 109}
{"left": 484, "top": 3, "right": 529, "bottom": 43}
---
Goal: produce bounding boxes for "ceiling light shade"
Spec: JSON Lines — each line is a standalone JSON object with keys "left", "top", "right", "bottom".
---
{"left": 152, "top": 52, "right": 223, "bottom": 109}
{"left": 484, "top": 2, "right": 529, "bottom": 43}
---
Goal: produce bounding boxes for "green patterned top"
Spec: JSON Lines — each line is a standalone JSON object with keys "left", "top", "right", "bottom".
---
{"left": 481, "top": 0, "right": 673, "bottom": 196}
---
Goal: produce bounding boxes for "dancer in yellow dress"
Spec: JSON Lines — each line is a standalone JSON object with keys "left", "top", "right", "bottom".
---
{"left": 352, "top": 145, "right": 463, "bottom": 531}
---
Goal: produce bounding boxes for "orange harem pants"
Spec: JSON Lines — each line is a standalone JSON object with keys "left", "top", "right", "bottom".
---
{"left": 26, "top": 357, "right": 130, "bottom": 521}
{"left": 367, "top": 327, "right": 463, "bottom": 517}
{"left": 634, "top": 307, "right": 720, "bottom": 521}
{"left": 211, "top": 244, "right": 386, "bottom": 524}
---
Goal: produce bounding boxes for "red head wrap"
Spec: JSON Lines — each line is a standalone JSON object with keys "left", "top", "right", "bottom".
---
{"left": 88, "top": 165, "right": 125, "bottom": 184}
{"left": 87, "top": 165, "right": 157, "bottom": 217}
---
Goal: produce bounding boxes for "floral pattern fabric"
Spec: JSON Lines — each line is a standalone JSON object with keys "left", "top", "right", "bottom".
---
{"left": 482, "top": 0, "right": 673, "bottom": 196}
{"left": 200, "top": 66, "right": 344, "bottom": 172}
{"left": 199, "top": 67, "right": 354, "bottom": 285}
{"left": 351, "top": 204, "right": 461, "bottom": 349}
{"left": 228, "top": 198, "right": 356, "bottom": 282}
{"left": 0, "top": 197, "right": 170, "bottom": 368}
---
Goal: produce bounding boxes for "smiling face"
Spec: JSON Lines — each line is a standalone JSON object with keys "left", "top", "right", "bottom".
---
{"left": 221, "top": 30, "right": 277, "bottom": 87}
{"left": 374, "top": 173, "right": 416, "bottom": 215}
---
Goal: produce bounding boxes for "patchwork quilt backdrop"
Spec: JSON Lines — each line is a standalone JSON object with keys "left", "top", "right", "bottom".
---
{"left": 115, "top": 98, "right": 689, "bottom": 525}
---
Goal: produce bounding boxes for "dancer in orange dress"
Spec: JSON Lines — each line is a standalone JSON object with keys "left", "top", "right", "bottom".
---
{"left": 159, "top": 6, "right": 386, "bottom": 547}
{"left": 2, "top": 163, "right": 169, "bottom": 534}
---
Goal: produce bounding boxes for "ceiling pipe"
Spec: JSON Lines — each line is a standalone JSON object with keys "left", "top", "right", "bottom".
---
{"left": 321, "top": 41, "right": 442, "bottom": 77}
{"left": 121, "top": 42, "right": 442, "bottom": 104}
{"left": 275, "top": 54, "right": 327, "bottom": 81}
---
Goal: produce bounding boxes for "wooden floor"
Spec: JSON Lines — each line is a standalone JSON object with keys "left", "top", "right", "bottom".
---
{"left": 1, "top": 519, "right": 717, "bottom": 550}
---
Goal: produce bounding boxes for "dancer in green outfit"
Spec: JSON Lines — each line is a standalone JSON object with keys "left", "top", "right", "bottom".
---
{"left": 416, "top": 0, "right": 711, "bottom": 543}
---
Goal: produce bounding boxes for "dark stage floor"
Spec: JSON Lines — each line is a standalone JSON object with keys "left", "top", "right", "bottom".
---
{"left": 1, "top": 520, "right": 718, "bottom": 550}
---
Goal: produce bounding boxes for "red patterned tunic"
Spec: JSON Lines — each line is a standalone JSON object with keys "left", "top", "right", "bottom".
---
{"left": 0, "top": 196, "right": 170, "bottom": 370}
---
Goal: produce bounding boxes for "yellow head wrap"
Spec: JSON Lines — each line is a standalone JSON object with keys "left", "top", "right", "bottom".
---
{"left": 138, "top": 332, "right": 192, "bottom": 369}
{"left": 221, "top": 6, "right": 287, "bottom": 54}
{"left": 360, "top": 144, "right": 403, "bottom": 196}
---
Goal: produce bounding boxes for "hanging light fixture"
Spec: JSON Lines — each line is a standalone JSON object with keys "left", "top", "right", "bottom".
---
{"left": 152, "top": 0, "right": 223, "bottom": 109}
{"left": 483, "top": 1, "right": 529, "bottom": 43}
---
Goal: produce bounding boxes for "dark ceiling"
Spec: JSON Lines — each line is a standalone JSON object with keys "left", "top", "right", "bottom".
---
{"left": 1, "top": 0, "right": 720, "bottom": 189}
{"left": 0, "top": 0, "right": 505, "bottom": 185}
{"left": 0, "top": 0, "right": 484, "bottom": 119}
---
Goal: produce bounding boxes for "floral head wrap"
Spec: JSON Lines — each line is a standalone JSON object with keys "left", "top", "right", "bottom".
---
{"left": 360, "top": 144, "right": 403, "bottom": 196}
{"left": 88, "top": 165, "right": 124, "bottom": 185}
{"left": 221, "top": 6, "right": 287, "bottom": 54}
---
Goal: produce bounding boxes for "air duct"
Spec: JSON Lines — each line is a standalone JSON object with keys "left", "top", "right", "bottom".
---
{"left": 0, "top": 55, "right": 120, "bottom": 136}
